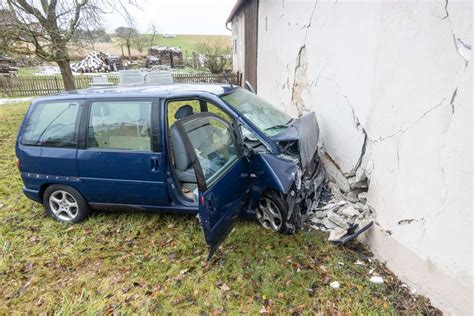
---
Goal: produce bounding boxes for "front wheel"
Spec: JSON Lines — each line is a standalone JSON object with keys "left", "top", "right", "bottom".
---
{"left": 256, "top": 191, "right": 301, "bottom": 234}
{"left": 43, "top": 185, "right": 90, "bottom": 223}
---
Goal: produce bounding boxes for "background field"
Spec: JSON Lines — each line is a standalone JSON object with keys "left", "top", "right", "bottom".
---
{"left": 16, "top": 34, "right": 232, "bottom": 77}
{"left": 0, "top": 100, "right": 437, "bottom": 314}
{"left": 77, "top": 34, "right": 231, "bottom": 59}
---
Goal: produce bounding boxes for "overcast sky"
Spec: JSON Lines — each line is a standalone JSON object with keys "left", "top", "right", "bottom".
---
{"left": 103, "top": 0, "right": 236, "bottom": 35}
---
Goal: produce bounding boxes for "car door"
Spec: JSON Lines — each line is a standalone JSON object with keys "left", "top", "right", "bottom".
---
{"left": 16, "top": 100, "right": 83, "bottom": 199}
{"left": 76, "top": 98, "right": 168, "bottom": 207}
{"left": 174, "top": 112, "right": 251, "bottom": 259}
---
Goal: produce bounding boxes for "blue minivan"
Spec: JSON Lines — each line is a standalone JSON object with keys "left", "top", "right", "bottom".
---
{"left": 16, "top": 84, "right": 325, "bottom": 257}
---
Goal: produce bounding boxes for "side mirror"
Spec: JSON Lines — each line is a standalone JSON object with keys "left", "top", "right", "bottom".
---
{"left": 244, "top": 80, "right": 256, "bottom": 94}
{"left": 242, "top": 143, "right": 254, "bottom": 158}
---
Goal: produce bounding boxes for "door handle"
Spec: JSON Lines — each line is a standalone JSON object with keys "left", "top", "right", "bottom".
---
{"left": 207, "top": 195, "right": 216, "bottom": 214}
{"left": 150, "top": 157, "right": 160, "bottom": 171}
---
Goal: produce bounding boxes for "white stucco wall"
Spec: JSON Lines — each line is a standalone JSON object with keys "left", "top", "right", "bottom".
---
{"left": 255, "top": 0, "right": 472, "bottom": 314}
{"left": 231, "top": 10, "right": 246, "bottom": 74}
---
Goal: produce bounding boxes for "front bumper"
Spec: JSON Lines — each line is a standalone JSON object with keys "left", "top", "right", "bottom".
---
{"left": 298, "top": 155, "right": 326, "bottom": 212}
{"left": 285, "top": 153, "right": 326, "bottom": 229}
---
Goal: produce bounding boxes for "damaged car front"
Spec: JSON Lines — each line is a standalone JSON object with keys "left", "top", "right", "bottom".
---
{"left": 221, "top": 89, "right": 325, "bottom": 234}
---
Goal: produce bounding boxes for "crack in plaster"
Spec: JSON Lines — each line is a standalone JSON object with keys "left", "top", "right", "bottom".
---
{"left": 347, "top": 104, "right": 368, "bottom": 176}
{"left": 291, "top": 46, "right": 309, "bottom": 116}
{"left": 434, "top": 86, "right": 460, "bottom": 220}
{"left": 398, "top": 218, "right": 424, "bottom": 225}
{"left": 372, "top": 97, "right": 448, "bottom": 143}
{"left": 443, "top": 0, "right": 471, "bottom": 67}
{"left": 397, "top": 218, "right": 427, "bottom": 244}
{"left": 449, "top": 88, "right": 458, "bottom": 114}
{"left": 441, "top": 0, "right": 449, "bottom": 19}
{"left": 289, "top": 0, "right": 319, "bottom": 116}
{"left": 303, "top": 0, "right": 319, "bottom": 41}
{"left": 452, "top": 36, "right": 471, "bottom": 66}
{"left": 316, "top": 72, "right": 369, "bottom": 176}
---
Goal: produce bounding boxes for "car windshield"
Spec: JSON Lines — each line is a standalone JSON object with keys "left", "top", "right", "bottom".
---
{"left": 221, "top": 89, "right": 292, "bottom": 136}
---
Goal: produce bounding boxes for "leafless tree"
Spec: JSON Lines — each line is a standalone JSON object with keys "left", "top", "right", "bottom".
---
{"left": 74, "top": 27, "right": 111, "bottom": 51}
{"left": 149, "top": 24, "right": 159, "bottom": 47}
{"left": 0, "top": 0, "right": 139, "bottom": 90}
{"left": 115, "top": 26, "right": 137, "bottom": 61}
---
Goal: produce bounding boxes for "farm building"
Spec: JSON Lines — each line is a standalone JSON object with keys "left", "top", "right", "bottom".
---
{"left": 227, "top": 0, "right": 472, "bottom": 314}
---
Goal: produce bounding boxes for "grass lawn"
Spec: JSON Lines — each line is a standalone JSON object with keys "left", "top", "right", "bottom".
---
{"left": 0, "top": 101, "right": 438, "bottom": 314}
{"left": 139, "top": 34, "right": 231, "bottom": 55}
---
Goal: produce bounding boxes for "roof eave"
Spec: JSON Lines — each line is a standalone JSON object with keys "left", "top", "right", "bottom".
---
{"left": 226, "top": 0, "right": 246, "bottom": 24}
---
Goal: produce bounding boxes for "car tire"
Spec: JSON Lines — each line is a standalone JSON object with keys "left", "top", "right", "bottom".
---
{"left": 256, "top": 191, "right": 301, "bottom": 234}
{"left": 43, "top": 185, "right": 90, "bottom": 223}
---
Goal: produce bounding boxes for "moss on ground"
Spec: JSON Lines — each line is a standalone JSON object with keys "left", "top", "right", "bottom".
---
{"left": 0, "top": 101, "right": 439, "bottom": 314}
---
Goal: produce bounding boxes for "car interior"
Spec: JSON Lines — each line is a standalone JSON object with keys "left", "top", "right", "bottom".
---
{"left": 169, "top": 104, "right": 200, "bottom": 199}
{"left": 88, "top": 101, "right": 152, "bottom": 151}
{"left": 167, "top": 100, "right": 234, "bottom": 201}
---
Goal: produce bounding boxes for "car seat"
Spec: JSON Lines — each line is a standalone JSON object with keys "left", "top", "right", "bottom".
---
{"left": 170, "top": 105, "right": 198, "bottom": 183}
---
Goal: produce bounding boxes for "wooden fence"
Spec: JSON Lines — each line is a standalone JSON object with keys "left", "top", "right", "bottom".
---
{"left": 0, "top": 72, "right": 242, "bottom": 97}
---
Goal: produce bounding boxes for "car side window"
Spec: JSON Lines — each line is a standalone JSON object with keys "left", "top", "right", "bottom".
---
{"left": 167, "top": 100, "right": 200, "bottom": 127}
{"left": 181, "top": 115, "right": 240, "bottom": 186}
{"left": 167, "top": 99, "right": 233, "bottom": 127}
{"left": 22, "top": 101, "right": 80, "bottom": 148}
{"left": 205, "top": 102, "right": 233, "bottom": 123}
{"left": 88, "top": 100, "right": 152, "bottom": 151}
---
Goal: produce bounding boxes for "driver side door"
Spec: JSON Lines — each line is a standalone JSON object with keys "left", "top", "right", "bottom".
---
{"left": 174, "top": 112, "right": 251, "bottom": 259}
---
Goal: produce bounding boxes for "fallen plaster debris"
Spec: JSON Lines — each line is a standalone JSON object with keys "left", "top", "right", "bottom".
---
{"left": 306, "top": 169, "right": 375, "bottom": 244}
{"left": 330, "top": 281, "right": 340, "bottom": 289}
{"left": 369, "top": 276, "right": 384, "bottom": 284}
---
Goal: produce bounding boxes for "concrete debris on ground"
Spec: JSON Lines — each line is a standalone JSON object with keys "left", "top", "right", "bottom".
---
{"left": 370, "top": 276, "right": 384, "bottom": 284}
{"left": 306, "top": 169, "right": 375, "bottom": 244}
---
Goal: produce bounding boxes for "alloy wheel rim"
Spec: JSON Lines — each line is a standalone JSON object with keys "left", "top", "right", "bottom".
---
{"left": 49, "top": 190, "right": 78, "bottom": 221}
{"left": 256, "top": 197, "right": 283, "bottom": 231}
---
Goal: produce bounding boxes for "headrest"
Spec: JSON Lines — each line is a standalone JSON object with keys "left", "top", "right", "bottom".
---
{"left": 175, "top": 105, "right": 194, "bottom": 120}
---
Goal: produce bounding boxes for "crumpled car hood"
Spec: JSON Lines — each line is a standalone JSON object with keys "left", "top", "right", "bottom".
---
{"left": 271, "top": 112, "right": 320, "bottom": 169}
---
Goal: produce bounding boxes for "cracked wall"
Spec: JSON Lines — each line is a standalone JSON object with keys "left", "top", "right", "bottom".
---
{"left": 254, "top": 0, "right": 472, "bottom": 313}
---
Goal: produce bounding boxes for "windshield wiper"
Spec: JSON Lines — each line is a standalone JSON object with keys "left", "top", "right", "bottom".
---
{"left": 264, "top": 125, "right": 288, "bottom": 131}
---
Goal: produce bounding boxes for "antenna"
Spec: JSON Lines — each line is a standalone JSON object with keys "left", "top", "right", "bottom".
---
{"left": 223, "top": 71, "right": 234, "bottom": 88}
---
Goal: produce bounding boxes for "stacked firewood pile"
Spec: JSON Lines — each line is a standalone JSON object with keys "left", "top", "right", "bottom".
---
{"left": 0, "top": 56, "right": 19, "bottom": 74}
{"left": 145, "top": 55, "right": 160, "bottom": 68}
{"left": 71, "top": 52, "right": 123, "bottom": 73}
{"left": 0, "top": 63, "right": 18, "bottom": 74}
{"left": 147, "top": 46, "right": 183, "bottom": 68}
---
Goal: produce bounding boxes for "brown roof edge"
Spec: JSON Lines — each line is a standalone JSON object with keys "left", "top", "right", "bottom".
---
{"left": 226, "top": 0, "right": 247, "bottom": 24}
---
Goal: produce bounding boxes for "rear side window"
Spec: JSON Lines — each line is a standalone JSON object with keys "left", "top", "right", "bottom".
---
{"left": 88, "top": 100, "right": 152, "bottom": 151}
{"left": 22, "top": 101, "right": 80, "bottom": 147}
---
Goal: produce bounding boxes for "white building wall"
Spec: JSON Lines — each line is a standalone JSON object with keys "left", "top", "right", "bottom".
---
{"left": 256, "top": 0, "right": 472, "bottom": 314}
{"left": 231, "top": 11, "right": 246, "bottom": 74}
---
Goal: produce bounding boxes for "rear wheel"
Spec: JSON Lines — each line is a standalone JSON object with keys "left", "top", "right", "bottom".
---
{"left": 43, "top": 185, "right": 90, "bottom": 223}
{"left": 256, "top": 191, "right": 300, "bottom": 234}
